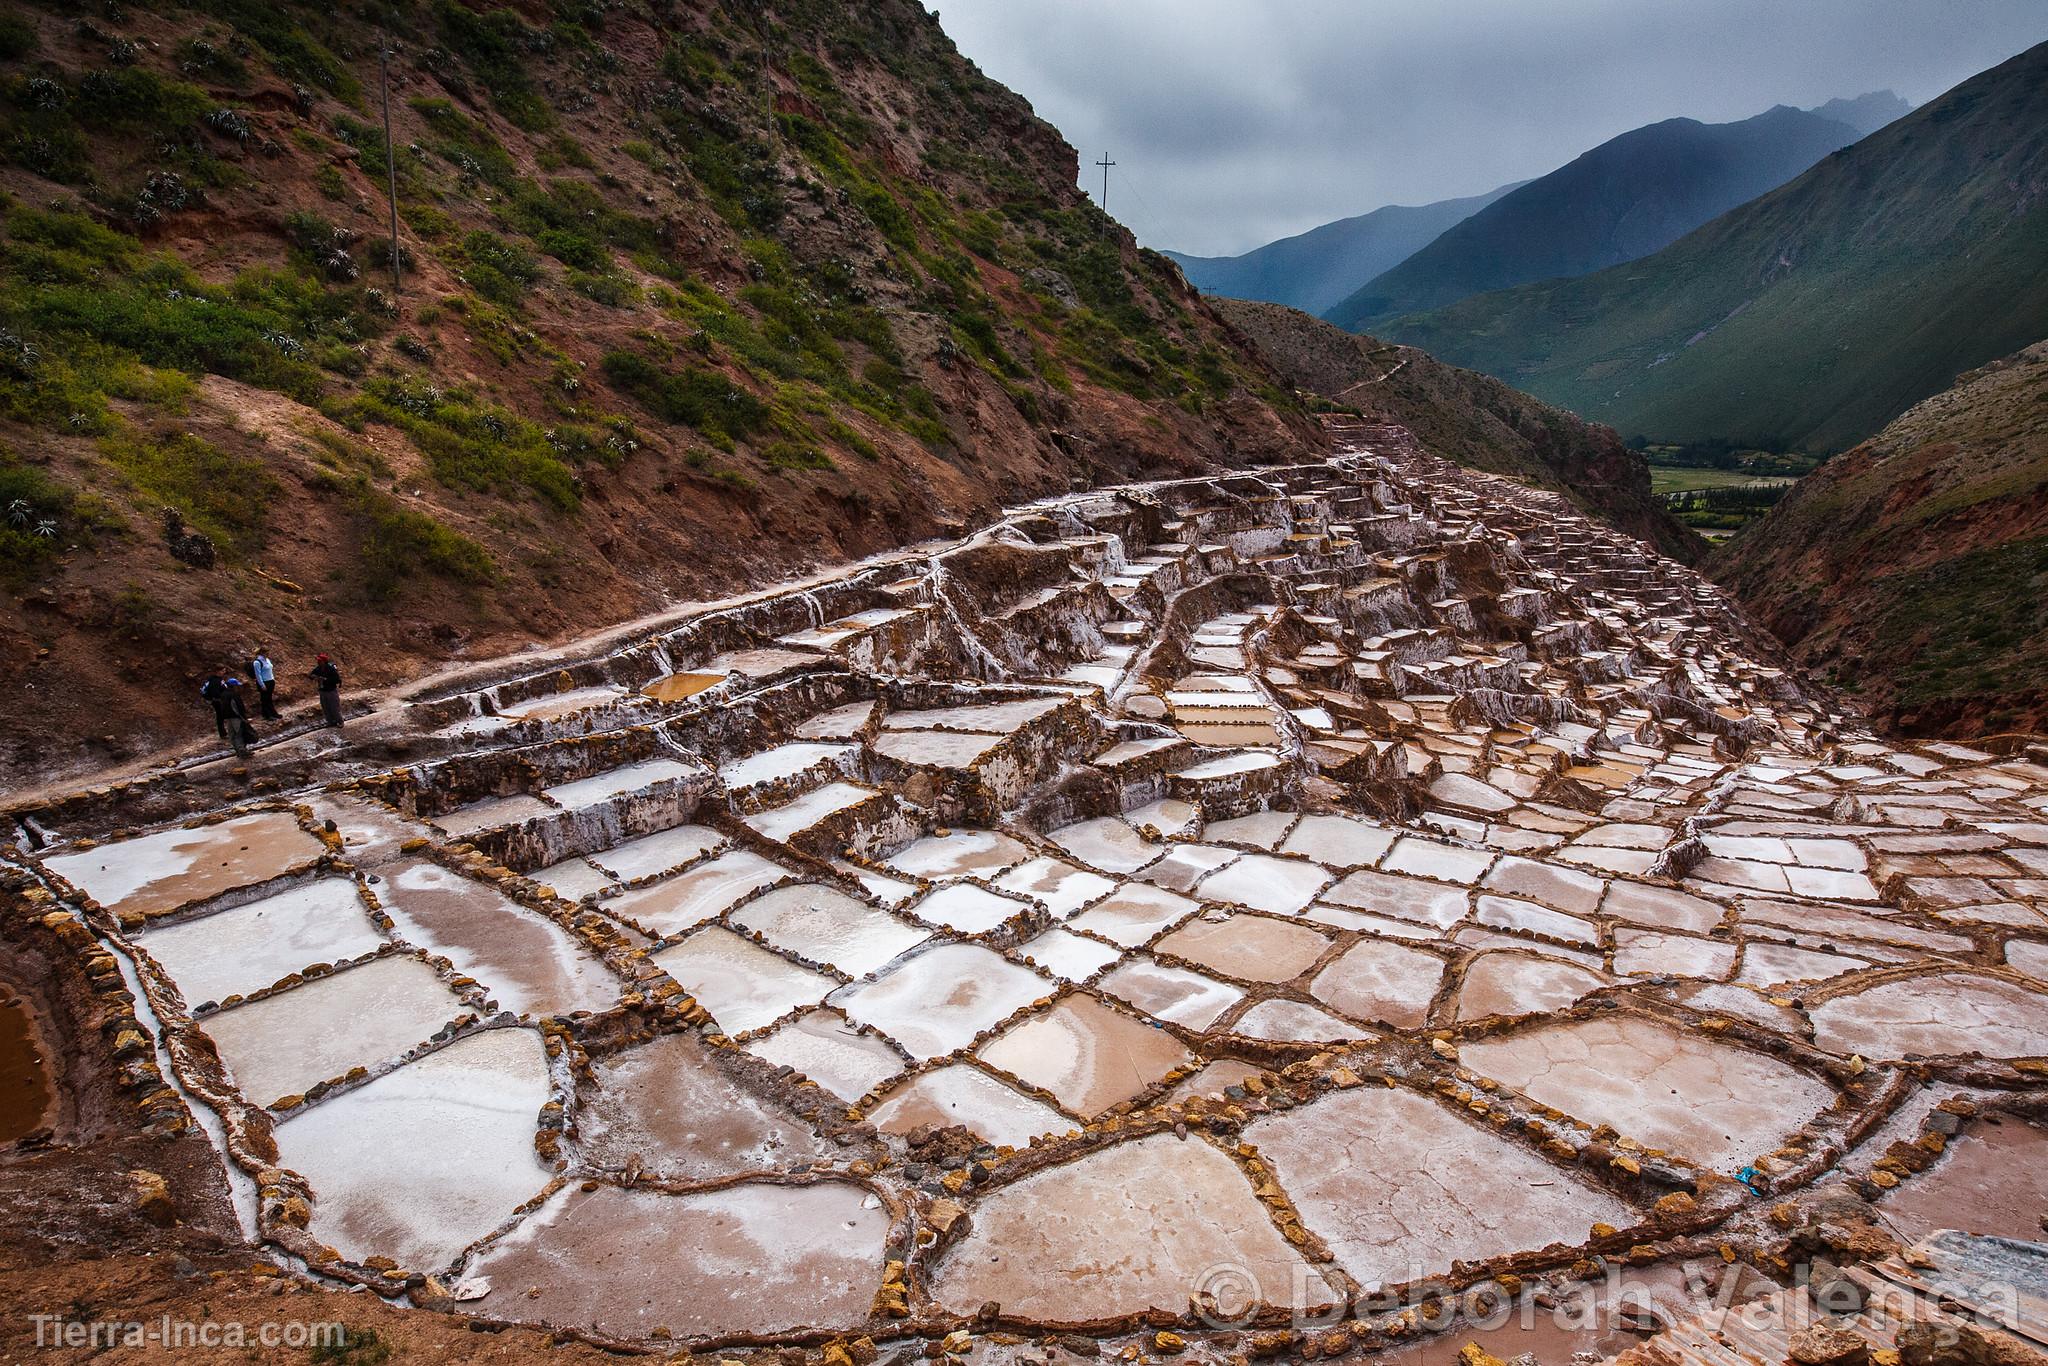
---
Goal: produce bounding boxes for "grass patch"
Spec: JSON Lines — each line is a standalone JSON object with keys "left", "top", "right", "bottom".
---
{"left": 100, "top": 425, "right": 275, "bottom": 557}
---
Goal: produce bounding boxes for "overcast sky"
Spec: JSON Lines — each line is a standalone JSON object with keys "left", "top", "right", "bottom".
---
{"left": 926, "top": 1, "right": 2047, "bottom": 257}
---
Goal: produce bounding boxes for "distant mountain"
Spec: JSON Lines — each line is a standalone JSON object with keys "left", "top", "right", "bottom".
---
{"left": 1373, "top": 43, "right": 2048, "bottom": 454}
{"left": 1161, "top": 184, "right": 1520, "bottom": 315}
{"left": 1328, "top": 103, "right": 1876, "bottom": 332}
{"left": 1713, "top": 340, "right": 2048, "bottom": 737}
{"left": 1811, "top": 90, "right": 1913, "bottom": 136}
{"left": 1213, "top": 298, "right": 1702, "bottom": 562}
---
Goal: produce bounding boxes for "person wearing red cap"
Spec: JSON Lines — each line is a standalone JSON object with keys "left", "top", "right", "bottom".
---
{"left": 308, "top": 653, "right": 344, "bottom": 729}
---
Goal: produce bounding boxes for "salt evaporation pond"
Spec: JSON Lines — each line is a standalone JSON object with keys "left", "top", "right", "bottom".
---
{"left": 272, "top": 1027, "right": 552, "bottom": 1271}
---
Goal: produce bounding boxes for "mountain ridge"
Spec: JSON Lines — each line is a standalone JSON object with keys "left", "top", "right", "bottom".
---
{"left": 1712, "top": 338, "right": 2048, "bottom": 737}
{"left": 1326, "top": 102, "right": 1874, "bottom": 332}
{"left": 1161, "top": 182, "right": 1520, "bottom": 315}
{"left": 1371, "top": 40, "right": 2048, "bottom": 454}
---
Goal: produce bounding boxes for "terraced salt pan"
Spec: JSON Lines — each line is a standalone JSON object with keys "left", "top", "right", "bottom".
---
{"left": 463, "top": 1181, "right": 888, "bottom": 1340}
{"left": 978, "top": 995, "right": 1191, "bottom": 1117}
{"left": 201, "top": 953, "right": 464, "bottom": 1106}
{"left": 720, "top": 749, "right": 856, "bottom": 790}
{"left": 1454, "top": 952, "right": 1609, "bottom": 1020}
{"left": 1323, "top": 868, "right": 1469, "bottom": 928}
{"left": 1195, "top": 854, "right": 1332, "bottom": 915}
{"left": 866, "top": 1062, "right": 1071, "bottom": 1146}
{"left": 995, "top": 858, "right": 1118, "bottom": 917}
{"left": 1155, "top": 914, "right": 1332, "bottom": 983}
{"left": 497, "top": 685, "right": 625, "bottom": 721}
{"left": 1230, "top": 998, "right": 1374, "bottom": 1043}
{"left": 541, "top": 757, "right": 699, "bottom": 810}
{"left": 831, "top": 943, "right": 1050, "bottom": 1060}
{"left": 1461, "top": 1015, "right": 1835, "bottom": 1169}
{"left": 641, "top": 671, "right": 726, "bottom": 703}
{"left": 883, "top": 698, "right": 1063, "bottom": 733}
{"left": 884, "top": 829, "right": 1029, "bottom": 880}
{"left": 1309, "top": 940, "right": 1447, "bottom": 1029}
{"left": 1613, "top": 928, "right": 1738, "bottom": 979}
{"left": 44, "top": 811, "right": 326, "bottom": 918}
{"left": 794, "top": 699, "right": 878, "bottom": 739}
{"left": 652, "top": 929, "right": 835, "bottom": 1035}
{"left": 877, "top": 722, "right": 1019, "bottom": 772}
{"left": 1097, "top": 958, "right": 1243, "bottom": 1029}
{"left": 606, "top": 850, "right": 792, "bottom": 938}
{"left": 1068, "top": 884, "right": 1200, "bottom": 947}
{"left": 730, "top": 884, "right": 930, "bottom": 977}
{"left": 272, "top": 1027, "right": 551, "bottom": 1272}
{"left": 577, "top": 1032, "right": 835, "bottom": 1180}
{"left": 746, "top": 1010, "right": 904, "bottom": 1102}
{"left": 931, "top": 1133, "right": 1337, "bottom": 1319}
{"left": 1246, "top": 1086, "right": 1635, "bottom": 1291}
{"left": 1049, "top": 817, "right": 1164, "bottom": 874}
{"left": 745, "top": 782, "right": 875, "bottom": 843}
{"left": 1808, "top": 973, "right": 2048, "bottom": 1059}
{"left": 586, "top": 824, "right": 724, "bottom": 884}
{"left": 135, "top": 877, "right": 384, "bottom": 1008}
{"left": 908, "top": 882, "right": 1033, "bottom": 933}
{"left": 379, "top": 860, "right": 617, "bottom": 1018}
{"left": 1014, "top": 927, "right": 1124, "bottom": 982}
{"left": 1134, "top": 844, "right": 1241, "bottom": 893}
{"left": 1280, "top": 815, "right": 1397, "bottom": 868}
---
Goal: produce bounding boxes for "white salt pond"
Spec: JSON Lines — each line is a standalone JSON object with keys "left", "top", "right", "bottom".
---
{"left": 651, "top": 928, "right": 835, "bottom": 1035}
{"left": 730, "top": 884, "right": 930, "bottom": 977}
{"left": 378, "top": 860, "right": 618, "bottom": 1018}
{"left": 831, "top": 943, "right": 1050, "bottom": 1060}
{"left": 45, "top": 811, "right": 325, "bottom": 919}
{"left": 273, "top": 1027, "right": 552, "bottom": 1272}
{"left": 746, "top": 1009, "right": 904, "bottom": 1102}
{"left": 201, "top": 953, "right": 464, "bottom": 1106}
{"left": 135, "top": 877, "right": 384, "bottom": 1008}
{"left": 866, "top": 1062, "right": 1071, "bottom": 1146}
{"left": 461, "top": 1180, "right": 889, "bottom": 1339}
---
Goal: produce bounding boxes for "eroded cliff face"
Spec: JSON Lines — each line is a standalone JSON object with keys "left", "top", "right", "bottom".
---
{"left": 0, "top": 0, "right": 1314, "bottom": 781}
{"left": 1714, "top": 340, "right": 2048, "bottom": 739}
{"left": 1210, "top": 298, "right": 1701, "bottom": 563}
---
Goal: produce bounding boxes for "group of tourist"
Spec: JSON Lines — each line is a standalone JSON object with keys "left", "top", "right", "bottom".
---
{"left": 198, "top": 649, "right": 345, "bottom": 759}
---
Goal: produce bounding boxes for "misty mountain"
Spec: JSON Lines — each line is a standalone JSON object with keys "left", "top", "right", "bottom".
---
{"left": 1160, "top": 184, "right": 1518, "bottom": 315}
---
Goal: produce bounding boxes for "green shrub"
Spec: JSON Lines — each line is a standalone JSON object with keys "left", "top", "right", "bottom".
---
{"left": 599, "top": 349, "right": 766, "bottom": 446}
{"left": 345, "top": 479, "right": 494, "bottom": 601}
{"left": 100, "top": 427, "right": 275, "bottom": 556}
{"left": 349, "top": 377, "right": 578, "bottom": 511}
{"left": 456, "top": 230, "right": 540, "bottom": 307}
{"left": 761, "top": 439, "right": 832, "bottom": 471}
{"left": 0, "top": 449, "right": 67, "bottom": 582}
{"left": 535, "top": 228, "right": 604, "bottom": 271}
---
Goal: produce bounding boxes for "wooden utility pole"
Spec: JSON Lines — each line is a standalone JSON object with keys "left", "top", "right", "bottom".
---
{"left": 378, "top": 33, "right": 402, "bottom": 295}
{"left": 1095, "top": 152, "right": 1115, "bottom": 215}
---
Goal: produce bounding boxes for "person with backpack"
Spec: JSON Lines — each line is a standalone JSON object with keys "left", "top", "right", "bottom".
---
{"left": 200, "top": 666, "right": 255, "bottom": 759}
{"left": 309, "top": 653, "right": 344, "bottom": 729}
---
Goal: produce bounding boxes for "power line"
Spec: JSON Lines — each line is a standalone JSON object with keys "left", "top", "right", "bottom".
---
{"left": 1094, "top": 151, "right": 1115, "bottom": 214}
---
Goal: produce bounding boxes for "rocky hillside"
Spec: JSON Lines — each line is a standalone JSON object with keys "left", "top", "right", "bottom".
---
{"left": 1213, "top": 297, "right": 1702, "bottom": 562}
{"left": 1328, "top": 103, "right": 1876, "bottom": 333}
{"left": 1713, "top": 339, "right": 2048, "bottom": 737}
{"left": 1383, "top": 41, "right": 2048, "bottom": 454}
{"left": 0, "top": 0, "right": 1314, "bottom": 780}
{"left": 1162, "top": 182, "right": 1518, "bottom": 317}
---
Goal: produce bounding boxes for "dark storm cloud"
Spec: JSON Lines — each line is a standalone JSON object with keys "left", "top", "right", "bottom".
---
{"left": 926, "top": 0, "right": 2048, "bottom": 256}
